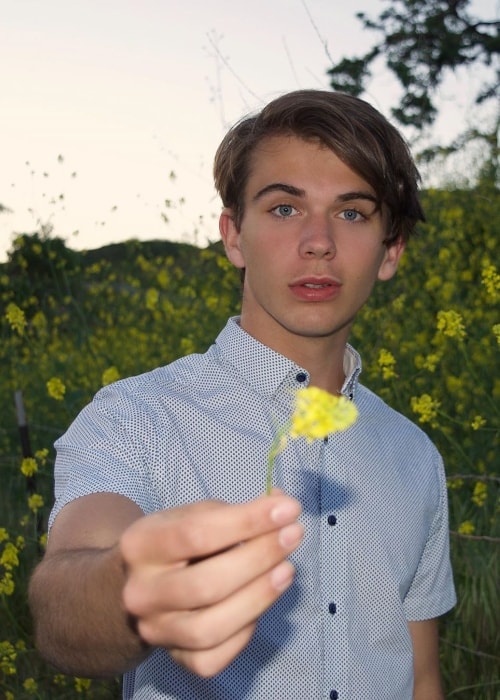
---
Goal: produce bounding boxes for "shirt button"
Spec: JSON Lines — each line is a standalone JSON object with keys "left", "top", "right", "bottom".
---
{"left": 330, "top": 691, "right": 339, "bottom": 700}
{"left": 296, "top": 372, "right": 307, "bottom": 383}
{"left": 328, "top": 602, "right": 337, "bottom": 615}
{"left": 327, "top": 514, "right": 337, "bottom": 526}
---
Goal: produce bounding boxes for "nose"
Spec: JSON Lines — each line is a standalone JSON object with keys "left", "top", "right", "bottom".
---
{"left": 298, "top": 215, "right": 336, "bottom": 259}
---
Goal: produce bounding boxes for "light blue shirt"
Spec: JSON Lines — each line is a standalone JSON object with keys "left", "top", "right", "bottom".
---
{"left": 51, "top": 317, "right": 456, "bottom": 700}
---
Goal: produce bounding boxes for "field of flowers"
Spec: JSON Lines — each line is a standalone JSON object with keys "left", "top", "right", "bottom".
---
{"left": 0, "top": 179, "right": 498, "bottom": 698}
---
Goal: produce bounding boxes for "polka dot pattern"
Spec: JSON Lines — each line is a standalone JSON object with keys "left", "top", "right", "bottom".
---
{"left": 51, "top": 317, "right": 456, "bottom": 699}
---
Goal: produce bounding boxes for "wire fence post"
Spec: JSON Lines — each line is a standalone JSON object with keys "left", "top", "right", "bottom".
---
{"left": 14, "top": 389, "right": 44, "bottom": 544}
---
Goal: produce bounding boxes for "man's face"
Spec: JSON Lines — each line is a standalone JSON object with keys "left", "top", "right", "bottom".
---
{"left": 220, "top": 135, "right": 404, "bottom": 356}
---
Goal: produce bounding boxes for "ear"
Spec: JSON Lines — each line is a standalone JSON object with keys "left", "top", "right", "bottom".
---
{"left": 219, "top": 208, "right": 246, "bottom": 269}
{"left": 377, "top": 238, "right": 405, "bottom": 281}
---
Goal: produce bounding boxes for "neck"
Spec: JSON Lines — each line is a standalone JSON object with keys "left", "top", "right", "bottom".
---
{"left": 287, "top": 339, "right": 347, "bottom": 394}
{"left": 238, "top": 313, "right": 348, "bottom": 394}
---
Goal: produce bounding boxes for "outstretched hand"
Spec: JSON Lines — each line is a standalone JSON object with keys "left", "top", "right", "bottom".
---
{"left": 120, "top": 492, "right": 303, "bottom": 676}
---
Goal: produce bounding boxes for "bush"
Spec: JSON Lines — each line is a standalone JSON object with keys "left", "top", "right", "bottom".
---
{"left": 1, "top": 180, "right": 498, "bottom": 697}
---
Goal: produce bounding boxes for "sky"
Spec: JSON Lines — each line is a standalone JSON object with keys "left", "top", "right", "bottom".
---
{"left": 1, "top": 0, "right": 497, "bottom": 261}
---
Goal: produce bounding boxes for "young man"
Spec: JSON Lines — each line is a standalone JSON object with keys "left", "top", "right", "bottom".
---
{"left": 29, "top": 90, "right": 456, "bottom": 700}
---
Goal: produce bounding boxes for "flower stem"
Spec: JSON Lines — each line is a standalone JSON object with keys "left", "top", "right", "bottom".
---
{"left": 266, "top": 430, "right": 287, "bottom": 495}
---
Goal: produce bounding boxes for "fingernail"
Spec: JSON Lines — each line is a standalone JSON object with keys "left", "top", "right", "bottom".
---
{"left": 270, "top": 499, "right": 301, "bottom": 525}
{"left": 278, "top": 522, "right": 304, "bottom": 549}
{"left": 270, "top": 561, "right": 295, "bottom": 591}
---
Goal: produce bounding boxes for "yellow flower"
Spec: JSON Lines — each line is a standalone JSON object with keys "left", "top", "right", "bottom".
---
{"left": 0, "top": 572, "right": 15, "bottom": 596}
{"left": 410, "top": 394, "right": 440, "bottom": 425}
{"left": 145, "top": 287, "right": 160, "bottom": 310}
{"left": 267, "top": 386, "right": 358, "bottom": 493}
{"left": 75, "top": 677, "right": 92, "bottom": 692}
{"left": 47, "top": 376, "right": 66, "bottom": 400}
{"left": 0, "top": 542, "right": 19, "bottom": 570}
{"left": 447, "top": 478, "right": 464, "bottom": 490}
{"left": 481, "top": 263, "right": 500, "bottom": 300}
{"left": 23, "top": 677, "right": 38, "bottom": 694}
{"left": 471, "top": 415, "right": 486, "bottom": 430}
{"left": 493, "top": 324, "right": 500, "bottom": 346}
{"left": 457, "top": 520, "right": 475, "bottom": 535}
{"left": 436, "top": 309, "right": 466, "bottom": 340}
{"left": 0, "top": 640, "right": 17, "bottom": 673}
{"left": 5, "top": 302, "right": 26, "bottom": 335}
{"left": 5, "top": 692, "right": 15, "bottom": 700}
{"left": 0, "top": 528, "right": 9, "bottom": 543}
{"left": 20, "top": 457, "right": 38, "bottom": 477}
{"left": 421, "top": 352, "right": 441, "bottom": 372}
{"left": 290, "top": 387, "right": 358, "bottom": 441}
{"left": 35, "top": 447, "right": 49, "bottom": 464}
{"left": 102, "top": 366, "right": 120, "bottom": 386}
{"left": 28, "top": 493, "right": 44, "bottom": 513}
{"left": 377, "top": 348, "right": 397, "bottom": 380}
{"left": 471, "top": 481, "right": 488, "bottom": 507}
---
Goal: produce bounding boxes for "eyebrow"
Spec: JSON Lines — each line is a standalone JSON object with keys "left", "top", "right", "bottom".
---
{"left": 252, "top": 183, "right": 378, "bottom": 205}
{"left": 253, "top": 183, "right": 305, "bottom": 201}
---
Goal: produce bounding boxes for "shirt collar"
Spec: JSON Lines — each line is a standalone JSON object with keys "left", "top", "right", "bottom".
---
{"left": 214, "top": 317, "right": 362, "bottom": 400}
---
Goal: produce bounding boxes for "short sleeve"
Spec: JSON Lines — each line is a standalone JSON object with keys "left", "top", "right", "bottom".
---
{"left": 403, "top": 452, "right": 456, "bottom": 620}
{"left": 49, "top": 381, "right": 160, "bottom": 529}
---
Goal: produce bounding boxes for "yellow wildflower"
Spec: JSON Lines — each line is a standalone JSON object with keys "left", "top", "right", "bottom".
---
{"left": 457, "top": 520, "right": 475, "bottom": 535}
{"left": 28, "top": 493, "right": 44, "bottom": 513}
{"left": 102, "top": 366, "right": 120, "bottom": 386}
{"left": 20, "top": 457, "right": 38, "bottom": 477}
{"left": 481, "top": 263, "right": 500, "bottom": 300}
{"left": 47, "top": 376, "right": 66, "bottom": 400}
{"left": 39, "top": 532, "right": 48, "bottom": 548}
{"left": 421, "top": 352, "right": 441, "bottom": 372}
{"left": 53, "top": 674, "right": 68, "bottom": 686}
{"left": 493, "top": 324, "right": 500, "bottom": 346}
{"left": 471, "top": 415, "right": 486, "bottom": 430}
{"left": 31, "top": 309, "right": 47, "bottom": 332}
{"left": 6, "top": 692, "right": 15, "bottom": 700}
{"left": 5, "top": 302, "right": 26, "bottom": 335}
{"left": 447, "top": 478, "right": 464, "bottom": 490}
{"left": 472, "top": 481, "right": 488, "bottom": 507}
{"left": 410, "top": 394, "right": 440, "bottom": 425}
{"left": 145, "top": 287, "right": 159, "bottom": 310}
{"left": 23, "top": 678, "right": 38, "bottom": 694}
{"left": 267, "top": 387, "right": 358, "bottom": 494}
{"left": 0, "top": 572, "right": 15, "bottom": 596}
{"left": 75, "top": 677, "right": 92, "bottom": 692}
{"left": 35, "top": 447, "right": 49, "bottom": 464}
{"left": 0, "top": 640, "right": 17, "bottom": 673}
{"left": 0, "top": 528, "right": 9, "bottom": 543}
{"left": 0, "top": 542, "right": 19, "bottom": 570}
{"left": 180, "top": 337, "right": 196, "bottom": 355}
{"left": 436, "top": 309, "right": 466, "bottom": 341}
{"left": 289, "top": 387, "right": 358, "bottom": 442}
{"left": 377, "top": 348, "right": 397, "bottom": 380}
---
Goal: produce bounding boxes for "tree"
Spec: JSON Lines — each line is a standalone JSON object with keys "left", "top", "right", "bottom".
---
{"left": 327, "top": 0, "right": 499, "bottom": 129}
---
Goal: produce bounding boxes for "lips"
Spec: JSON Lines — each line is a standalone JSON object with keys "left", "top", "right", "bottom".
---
{"left": 289, "top": 277, "right": 341, "bottom": 301}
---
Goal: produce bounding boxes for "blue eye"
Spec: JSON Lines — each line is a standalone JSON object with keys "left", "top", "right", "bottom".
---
{"left": 341, "top": 209, "right": 363, "bottom": 222}
{"left": 273, "top": 204, "right": 297, "bottom": 217}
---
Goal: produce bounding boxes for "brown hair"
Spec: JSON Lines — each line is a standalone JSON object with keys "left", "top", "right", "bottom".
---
{"left": 213, "top": 90, "right": 425, "bottom": 244}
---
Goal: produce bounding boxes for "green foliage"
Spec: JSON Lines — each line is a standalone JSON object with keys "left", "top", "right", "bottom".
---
{"left": 1, "top": 179, "right": 499, "bottom": 697}
{"left": 327, "top": 0, "right": 500, "bottom": 128}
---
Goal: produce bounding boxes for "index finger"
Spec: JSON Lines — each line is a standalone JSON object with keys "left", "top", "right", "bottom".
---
{"left": 120, "top": 494, "right": 302, "bottom": 566}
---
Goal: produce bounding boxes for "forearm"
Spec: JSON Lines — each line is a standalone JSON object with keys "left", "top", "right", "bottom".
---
{"left": 29, "top": 545, "right": 150, "bottom": 677}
